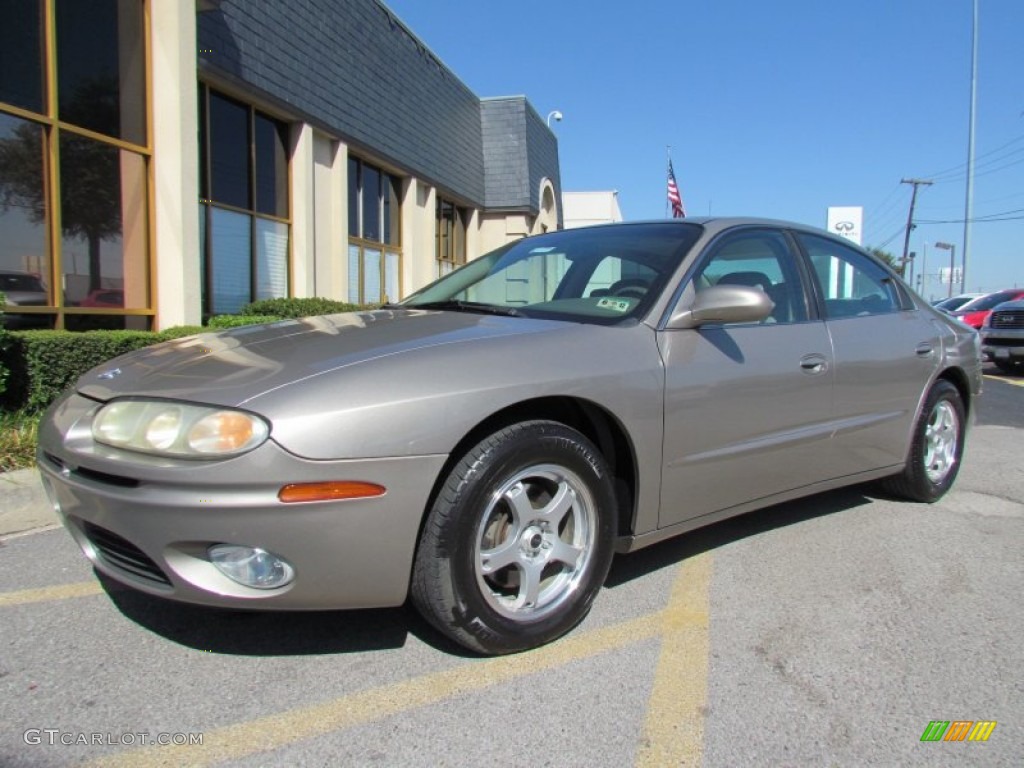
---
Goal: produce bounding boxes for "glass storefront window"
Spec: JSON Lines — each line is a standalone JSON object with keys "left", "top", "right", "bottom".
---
{"left": 208, "top": 91, "right": 250, "bottom": 210}
{"left": 209, "top": 207, "right": 251, "bottom": 315}
{"left": 347, "top": 156, "right": 402, "bottom": 303}
{"left": 199, "top": 86, "right": 290, "bottom": 316}
{"left": 0, "top": 0, "right": 45, "bottom": 113}
{"left": 58, "top": 133, "right": 148, "bottom": 309}
{"left": 56, "top": 0, "right": 146, "bottom": 146}
{"left": 255, "top": 113, "right": 288, "bottom": 218}
{"left": 0, "top": 113, "right": 49, "bottom": 303}
{"left": 256, "top": 218, "right": 288, "bottom": 300}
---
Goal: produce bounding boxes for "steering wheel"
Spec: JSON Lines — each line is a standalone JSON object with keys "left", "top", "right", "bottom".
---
{"left": 609, "top": 278, "right": 650, "bottom": 299}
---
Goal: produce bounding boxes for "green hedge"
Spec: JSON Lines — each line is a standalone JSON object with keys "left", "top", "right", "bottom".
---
{"left": 206, "top": 314, "right": 284, "bottom": 328}
{"left": 241, "top": 297, "right": 370, "bottom": 318}
{"left": 0, "top": 299, "right": 377, "bottom": 415}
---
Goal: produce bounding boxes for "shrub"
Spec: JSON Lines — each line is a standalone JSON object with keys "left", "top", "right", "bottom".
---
{"left": 241, "top": 297, "right": 370, "bottom": 318}
{"left": 206, "top": 314, "right": 283, "bottom": 329}
{"left": 2, "top": 330, "right": 164, "bottom": 413}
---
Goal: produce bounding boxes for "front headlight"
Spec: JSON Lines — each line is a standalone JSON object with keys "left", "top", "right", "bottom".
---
{"left": 92, "top": 399, "right": 270, "bottom": 458}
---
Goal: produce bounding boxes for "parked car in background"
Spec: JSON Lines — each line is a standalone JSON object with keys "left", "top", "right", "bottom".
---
{"left": 37, "top": 218, "right": 982, "bottom": 655}
{"left": 952, "top": 289, "right": 1024, "bottom": 330}
{"left": 79, "top": 289, "right": 125, "bottom": 308}
{"left": 0, "top": 270, "right": 49, "bottom": 329}
{"left": 932, "top": 292, "right": 986, "bottom": 313}
{"left": 980, "top": 298, "right": 1024, "bottom": 374}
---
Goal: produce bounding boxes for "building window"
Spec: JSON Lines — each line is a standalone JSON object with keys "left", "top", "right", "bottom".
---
{"left": 347, "top": 156, "right": 401, "bottom": 304}
{"left": 199, "top": 86, "right": 290, "bottom": 315}
{"left": 436, "top": 197, "right": 467, "bottom": 277}
{"left": 0, "top": 0, "right": 151, "bottom": 330}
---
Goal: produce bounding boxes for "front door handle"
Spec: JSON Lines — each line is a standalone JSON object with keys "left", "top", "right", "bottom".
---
{"left": 915, "top": 342, "right": 935, "bottom": 357}
{"left": 800, "top": 353, "right": 829, "bottom": 374}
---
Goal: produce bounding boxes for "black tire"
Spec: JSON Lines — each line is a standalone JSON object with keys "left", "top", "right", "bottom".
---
{"left": 993, "top": 359, "right": 1024, "bottom": 375}
{"left": 410, "top": 421, "right": 616, "bottom": 655}
{"left": 880, "top": 379, "right": 965, "bottom": 502}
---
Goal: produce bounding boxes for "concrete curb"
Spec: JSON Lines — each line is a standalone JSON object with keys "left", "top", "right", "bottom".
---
{"left": 0, "top": 467, "right": 59, "bottom": 537}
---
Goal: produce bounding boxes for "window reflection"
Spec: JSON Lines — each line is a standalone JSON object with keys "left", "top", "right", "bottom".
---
{"left": 0, "top": 0, "right": 45, "bottom": 113}
{"left": 58, "top": 134, "right": 148, "bottom": 309}
{"left": 0, "top": 114, "right": 49, "bottom": 301}
{"left": 56, "top": 0, "right": 145, "bottom": 146}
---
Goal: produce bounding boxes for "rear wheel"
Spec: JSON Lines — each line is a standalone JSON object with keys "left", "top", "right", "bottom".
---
{"left": 410, "top": 421, "right": 616, "bottom": 655}
{"left": 880, "top": 379, "right": 965, "bottom": 502}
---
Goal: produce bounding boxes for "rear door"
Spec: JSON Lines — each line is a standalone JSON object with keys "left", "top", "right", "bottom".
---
{"left": 793, "top": 232, "right": 939, "bottom": 472}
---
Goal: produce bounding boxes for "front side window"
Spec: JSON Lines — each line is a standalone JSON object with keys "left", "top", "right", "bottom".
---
{"left": 347, "top": 157, "right": 401, "bottom": 304}
{"left": 687, "top": 229, "right": 809, "bottom": 324}
{"left": 199, "top": 87, "right": 290, "bottom": 316}
{"left": 797, "top": 233, "right": 901, "bottom": 318}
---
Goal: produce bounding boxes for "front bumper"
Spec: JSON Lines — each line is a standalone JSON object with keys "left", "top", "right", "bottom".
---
{"left": 37, "top": 392, "right": 447, "bottom": 609}
{"left": 980, "top": 327, "right": 1024, "bottom": 362}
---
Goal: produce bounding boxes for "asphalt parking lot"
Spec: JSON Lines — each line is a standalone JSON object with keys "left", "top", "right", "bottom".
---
{"left": 1, "top": 369, "right": 1021, "bottom": 767}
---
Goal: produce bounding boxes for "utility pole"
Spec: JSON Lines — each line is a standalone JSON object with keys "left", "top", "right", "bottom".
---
{"left": 900, "top": 178, "right": 933, "bottom": 276}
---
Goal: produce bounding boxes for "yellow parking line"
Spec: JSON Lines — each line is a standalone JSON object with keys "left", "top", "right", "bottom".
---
{"left": 86, "top": 610, "right": 670, "bottom": 768}
{"left": 0, "top": 581, "right": 103, "bottom": 607}
{"left": 635, "top": 553, "right": 713, "bottom": 768}
{"left": 984, "top": 374, "right": 1024, "bottom": 388}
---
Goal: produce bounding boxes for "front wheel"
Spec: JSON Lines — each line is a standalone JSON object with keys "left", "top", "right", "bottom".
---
{"left": 410, "top": 421, "right": 616, "bottom": 655}
{"left": 880, "top": 379, "right": 966, "bottom": 502}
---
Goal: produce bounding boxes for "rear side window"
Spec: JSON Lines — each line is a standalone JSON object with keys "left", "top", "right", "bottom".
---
{"left": 797, "top": 234, "right": 901, "bottom": 318}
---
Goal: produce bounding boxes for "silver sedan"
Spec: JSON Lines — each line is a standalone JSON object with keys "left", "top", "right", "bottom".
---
{"left": 37, "top": 218, "right": 982, "bottom": 654}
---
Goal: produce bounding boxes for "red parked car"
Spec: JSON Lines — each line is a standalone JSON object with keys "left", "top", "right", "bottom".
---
{"left": 952, "top": 289, "right": 1024, "bottom": 329}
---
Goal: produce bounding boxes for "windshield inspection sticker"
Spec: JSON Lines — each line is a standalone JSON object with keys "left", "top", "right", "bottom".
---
{"left": 596, "top": 298, "right": 631, "bottom": 313}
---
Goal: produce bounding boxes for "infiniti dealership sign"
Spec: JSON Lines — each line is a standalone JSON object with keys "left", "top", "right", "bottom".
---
{"left": 826, "top": 206, "right": 863, "bottom": 245}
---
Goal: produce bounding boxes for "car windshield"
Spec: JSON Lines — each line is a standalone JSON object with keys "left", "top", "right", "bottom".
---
{"left": 935, "top": 296, "right": 974, "bottom": 311}
{"left": 401, "top": 222, "right": 703, "bottom": 324}
{"left": 959, "top": 290, "right": 1020, "bottom": 312}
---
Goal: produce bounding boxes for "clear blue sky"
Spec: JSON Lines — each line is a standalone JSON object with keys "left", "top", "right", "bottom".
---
{"left": 383, "top": 0, "right": 1023, "bottom": 297}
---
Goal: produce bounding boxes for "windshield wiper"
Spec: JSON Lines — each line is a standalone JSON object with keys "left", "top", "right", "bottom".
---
{"left": 409, "top": 300, "right": 523, "bottom": 317}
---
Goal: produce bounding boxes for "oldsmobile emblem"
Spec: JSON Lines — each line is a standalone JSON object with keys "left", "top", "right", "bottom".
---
{"left": 97, "top": 368, "right": 123, "bottom": 380}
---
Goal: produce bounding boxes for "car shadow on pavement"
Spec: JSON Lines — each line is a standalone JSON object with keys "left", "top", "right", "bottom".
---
{"left": 96, "top": 484, "right": 876, "bottom": 658}
{"left": 605, "top": 485, "right": 874, "bottom": 588}
{"left": 95, "top": 571, "right": 457, "bottom": 656}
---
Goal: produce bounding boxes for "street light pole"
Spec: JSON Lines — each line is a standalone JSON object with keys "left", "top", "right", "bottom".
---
{"left": 962, "top": 0, "right": 978, "bottom": 293}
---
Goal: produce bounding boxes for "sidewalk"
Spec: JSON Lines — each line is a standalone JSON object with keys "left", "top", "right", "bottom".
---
{"left": 0, "top": 467, "right": 59, "bottom": 537}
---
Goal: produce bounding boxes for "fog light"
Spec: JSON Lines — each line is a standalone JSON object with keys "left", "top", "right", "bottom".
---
{"left": 208, "top": 545, "right": 294, "bottom": 589}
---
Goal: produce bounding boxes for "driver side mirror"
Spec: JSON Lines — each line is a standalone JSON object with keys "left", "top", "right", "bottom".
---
{"left": 667, "top": 285, "right": 774, "bottom": 330}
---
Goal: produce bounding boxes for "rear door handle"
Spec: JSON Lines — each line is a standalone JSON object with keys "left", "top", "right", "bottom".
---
{"left": 800, "top": 353, "right": 829, "bottom": 374}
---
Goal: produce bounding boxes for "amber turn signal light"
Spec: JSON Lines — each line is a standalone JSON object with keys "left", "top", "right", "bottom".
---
{"left": 278, "top": 481, "right": 386, "bottom": 503}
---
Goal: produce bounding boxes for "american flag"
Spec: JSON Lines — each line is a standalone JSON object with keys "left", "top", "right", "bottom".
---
{"left": 667, "top": 160, "right": 686, "bottom": 218}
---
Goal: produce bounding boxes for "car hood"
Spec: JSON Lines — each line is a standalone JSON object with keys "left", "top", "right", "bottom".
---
{"left": 76, "top": 309, "right": 559, "bottom": 407}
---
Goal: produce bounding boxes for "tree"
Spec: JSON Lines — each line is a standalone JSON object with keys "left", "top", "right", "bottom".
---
{"left": 0, "top": 78, "right": 121, "bottom": 292}
{"left": 867, "top": 247, "right": 898, "bottom": 270}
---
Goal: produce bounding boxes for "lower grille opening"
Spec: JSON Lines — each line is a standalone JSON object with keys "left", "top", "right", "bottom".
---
{"left": 81, "top": 521, "right": 172, "bottom": 587}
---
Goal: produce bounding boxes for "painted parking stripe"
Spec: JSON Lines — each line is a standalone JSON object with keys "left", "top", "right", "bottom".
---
{"left": 635, "top": 553, "right": 712, "bottom": 768}
{"left": 86, "top": 613, "right": 664, "bottom": 767}
{"left": 984, "top": 374, "right": 1024, "bottom": 388}
{"left": 84, "top": 555, "right": 714, "bottom": 768}
{"left": 0, "top": 581, "right": 103, "bottom": 607}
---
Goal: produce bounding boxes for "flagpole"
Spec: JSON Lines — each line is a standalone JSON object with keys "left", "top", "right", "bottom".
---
{"left": 665, "top": 145, "right": 671, "bottom": 219}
